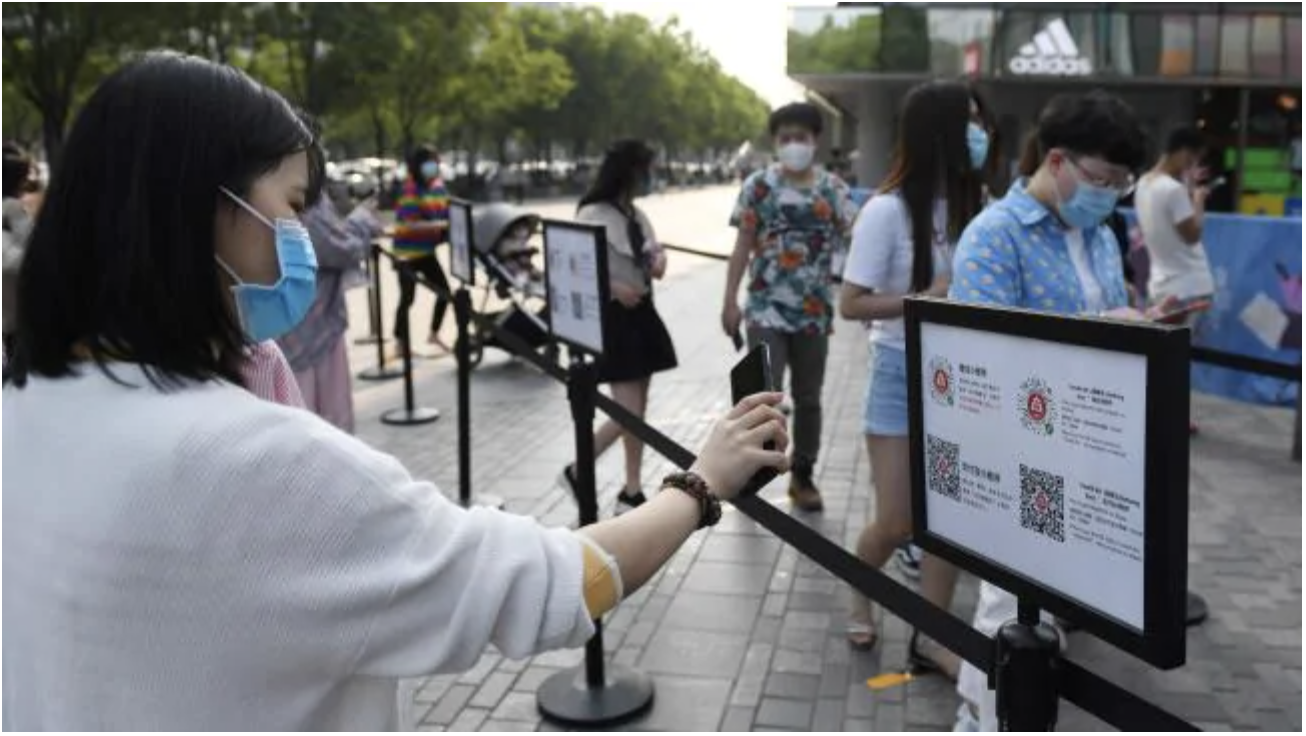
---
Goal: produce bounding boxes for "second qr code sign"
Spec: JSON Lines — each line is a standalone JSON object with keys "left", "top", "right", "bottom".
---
{"left": 919, "top": 322, "right": 1149, "bottom": 630}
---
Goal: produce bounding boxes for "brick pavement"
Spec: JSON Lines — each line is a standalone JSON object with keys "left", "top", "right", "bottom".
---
{"left": 345, "top": 192, "right": 1301, "bottom": 732}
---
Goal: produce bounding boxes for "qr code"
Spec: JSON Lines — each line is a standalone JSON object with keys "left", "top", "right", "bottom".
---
{"left": 570, "top": 292, "right": 584, "bottom": 320}
{"left": 1019, "top": 464, "right": 1065, "bottom": 542}
{"left": 926, "top": 434, "right": 960, "bottom": 500}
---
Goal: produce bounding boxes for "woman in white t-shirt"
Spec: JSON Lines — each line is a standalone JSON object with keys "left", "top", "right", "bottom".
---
{"left": 558, "top": 140, "right": 679, "bottom": 514}
{"left": 837, "top": 80, "right": 995, "bottom": 676}
{"left": 3, "top": 53, "right": 789, "bottom": 731}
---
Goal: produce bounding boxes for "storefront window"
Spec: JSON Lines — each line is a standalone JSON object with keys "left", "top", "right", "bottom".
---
{"left": 1250, "top": 14, "right": 1284, "bottom": 78}
{"left": 927, "top": 7, "right": 995, "bottom": 77}
{"left": 787, "top": 7, "right": 883, "bottom": 74}
{"left": 880, "top": 5, "right": 929, "bottom": 73}
{"left": 1194, "top": 15, "right": 1220, "bottom": 76}
{"left": 1131, "top": 13, "right": 1162, "bottom": 77}
{"left": 1219, "top": 14, "right": 1251, "bottom": 76}
{"left": 1160, "top": 14, "right": 1195, "bottom": 76}
{"left": 1106, "top": 12, "right": 1135, "bottom": 76}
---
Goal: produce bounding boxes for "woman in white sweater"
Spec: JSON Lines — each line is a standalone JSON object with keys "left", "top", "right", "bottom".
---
{"left": 2, "top": 52, "right": 789, "bottom": 731}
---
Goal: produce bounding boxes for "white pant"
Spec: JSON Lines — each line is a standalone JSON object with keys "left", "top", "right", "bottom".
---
{"left": 956, "top": 582, "right": 1060, "bottom": 732}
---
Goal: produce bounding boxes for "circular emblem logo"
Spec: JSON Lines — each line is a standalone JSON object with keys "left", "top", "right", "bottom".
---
{"left": 1018, "top": 376, "right": 1056, "bottom": 436}
{"left": 928, "top": 356, "right": 955, "bottom": 407}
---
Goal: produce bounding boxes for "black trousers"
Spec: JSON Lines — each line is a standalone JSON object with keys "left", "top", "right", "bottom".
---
{"left": 393, "top": 254, "right": 451, "bottom": 342}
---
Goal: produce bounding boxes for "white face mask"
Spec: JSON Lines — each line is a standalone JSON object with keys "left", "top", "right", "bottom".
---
{"left": 777, "top": 142, "right": 815, "bottom": 172}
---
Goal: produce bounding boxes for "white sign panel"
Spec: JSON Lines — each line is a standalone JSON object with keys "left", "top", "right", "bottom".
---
{"left": 449, "top": 202, "right": 473, "bottom": 284}
{"left": 919, "top": 322, "right": 1148, "bottom": 629}
{"left": 544, "top": 223, "right": 605, "bottom": 355}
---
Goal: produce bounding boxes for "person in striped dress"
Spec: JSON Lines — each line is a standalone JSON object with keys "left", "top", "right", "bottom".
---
{"left": 391, "top": 144, "right": 453, "bottom": 358}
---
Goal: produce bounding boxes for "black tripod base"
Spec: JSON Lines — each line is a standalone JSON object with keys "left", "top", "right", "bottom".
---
{"left": 536, "top": 662, "right": 654, "bottom": 728}
{"left": 381, "top": 406, "right": 441, "bottom": 426}
{"left": 1186, "top": 591, "right": 1209, "bottom": 627}
{"left": 357, "top": 365, "right": 403, "bottom": 381}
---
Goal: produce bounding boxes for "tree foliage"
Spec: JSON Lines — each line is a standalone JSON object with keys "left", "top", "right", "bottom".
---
{"left": 2, "top": 2, "right": 770, "bottom": 164}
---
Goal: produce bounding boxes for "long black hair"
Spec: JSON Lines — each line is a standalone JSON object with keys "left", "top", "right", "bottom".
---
{"left": 578, "top": 139, "right": 656, "bottom": 213}
{"left": 10, "top": 50, "right": 325, "bottom": 390}
{"left": 878, "top": 80, "right": 992, "bottom": 293}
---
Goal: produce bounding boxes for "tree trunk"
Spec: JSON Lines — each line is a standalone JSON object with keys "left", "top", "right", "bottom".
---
{"left": 40, "top": 99, "right": 69, "bottom": 169}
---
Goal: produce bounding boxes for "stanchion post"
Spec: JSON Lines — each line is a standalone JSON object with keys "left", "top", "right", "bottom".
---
{"left": 995, "top": 600, "right": 1060, "bottom": 731}
{"left": 354, "top": 251, "right": 382, "bottom": 346}
{"left": 381, "top": 260, "right": 440, "bottom": 427}
{"left": 453, "top": 287, "right": 503, "bottom": 509}
{"left": 536, "top": 356, "right": 654, "bottom": 728}
{"left": 358, "top": 243, "right": 402, "bottom": 381}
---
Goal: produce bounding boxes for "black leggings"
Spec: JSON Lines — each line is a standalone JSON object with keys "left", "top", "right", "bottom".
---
{"left": 394, "top": 254, "right": 451, "bottom": 342}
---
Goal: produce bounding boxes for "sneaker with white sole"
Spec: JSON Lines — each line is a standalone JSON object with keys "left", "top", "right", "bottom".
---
{"left": 894, "top": 543, "right": 922, "bottom": 580}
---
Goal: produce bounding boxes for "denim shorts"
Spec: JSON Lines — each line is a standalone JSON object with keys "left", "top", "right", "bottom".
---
{"left": 863, "top": 343, "right": 909, "bottom": 437}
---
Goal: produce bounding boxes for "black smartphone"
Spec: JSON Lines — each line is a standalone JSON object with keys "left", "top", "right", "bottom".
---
{"left": 730, "top": 344, "right": 779, "bottom": 494}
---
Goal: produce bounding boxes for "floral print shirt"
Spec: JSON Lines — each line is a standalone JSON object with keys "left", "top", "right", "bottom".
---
{"left": 730, "top": 165, "right": 857, "bottom": 334}
{"left": 950, "top": 180, "right": 1129, "bottom": 313}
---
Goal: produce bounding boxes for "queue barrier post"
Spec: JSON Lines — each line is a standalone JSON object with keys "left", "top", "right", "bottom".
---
{"left": 453, "top": 286, "right": 503, "bottom": 509}
{"left": 379, "top": 258, "right": 440, "bottom": 427}
{"left": 536, "top": 356, "right": 654, "bottom": 727}
{"left": 356, "top": 243, "right": 403, "bottom": 382}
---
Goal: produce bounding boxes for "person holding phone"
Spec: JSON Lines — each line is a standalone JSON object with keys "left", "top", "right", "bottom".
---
{"left": 724, "top": 102, "right": 859, "bottom": 512}
{"left": 557, "top": 139, "right": 677, "bottom": 515}
{"left": 3, "top": 52, "right": 791, "bottom": 731}
{"left": 838, "top": 81, "right": 995, "bottom": 674}
{"left": 948, "top": 89, "right": 1177, "bottom": 730}
{"left": 1135, "top": 127, "right": 1215, "bottom": 436}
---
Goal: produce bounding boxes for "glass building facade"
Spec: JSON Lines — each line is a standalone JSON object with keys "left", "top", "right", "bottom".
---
{"left": 788, "top": 3, "right": 1302, "bottom": 215}
{"left": 788, "top": 2, "right": 1300, "bottom": 84}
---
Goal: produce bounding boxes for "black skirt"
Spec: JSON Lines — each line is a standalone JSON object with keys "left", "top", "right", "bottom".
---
{"left": 595, "top": 295, "right": 678, "bottom": 384}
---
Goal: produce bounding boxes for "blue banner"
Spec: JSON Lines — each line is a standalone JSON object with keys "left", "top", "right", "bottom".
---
{"left": 1121, "top": 210, "right": 1300, "bottom": 407}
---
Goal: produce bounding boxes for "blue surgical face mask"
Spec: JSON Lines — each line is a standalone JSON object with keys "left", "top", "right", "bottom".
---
{"left": 420, "top": 160, "right": 440, "bottom": 180}
{"left": 1056, "top": 172, "right": 1121, "bottom": 230}
{"left": 216, "top": 187, "right": 318, "bottom": 342}
{"left": 966, "top": 123, "right": 990, "bottom": 171}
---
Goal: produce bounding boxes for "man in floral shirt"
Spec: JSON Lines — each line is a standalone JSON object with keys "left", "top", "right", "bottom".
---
{"left": 723, "top": 102, "right": 857, "bottom": 511}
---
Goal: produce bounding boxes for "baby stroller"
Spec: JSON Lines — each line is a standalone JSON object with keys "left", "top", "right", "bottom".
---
{"left": 462, "top": 202, "right": 556, "bottom": 368}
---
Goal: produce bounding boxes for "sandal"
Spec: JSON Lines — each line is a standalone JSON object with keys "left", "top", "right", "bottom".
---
{"left": 908, "top": 629, "right": 959, "bottom": 680}
{"left": 846, "top": 622, "right": 879, "bottom": 651}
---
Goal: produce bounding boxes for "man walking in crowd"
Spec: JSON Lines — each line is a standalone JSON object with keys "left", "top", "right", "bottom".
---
{"left": 1135, "top": 126, "right": 1215, "bottom": 434}
{"left": 723, "top": 102, "right": 858, "bottom": 512}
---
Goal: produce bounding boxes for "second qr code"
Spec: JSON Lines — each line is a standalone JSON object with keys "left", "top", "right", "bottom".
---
{"left": 926, "top": 434, "right": 960, "bottom": 500}
{"left": 1019, "top": 464, "right": 1065, "bottom": 542}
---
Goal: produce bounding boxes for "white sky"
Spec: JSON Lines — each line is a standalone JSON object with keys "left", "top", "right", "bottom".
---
{"left": 586, "top": 0, "right": 815, "bottom": 107}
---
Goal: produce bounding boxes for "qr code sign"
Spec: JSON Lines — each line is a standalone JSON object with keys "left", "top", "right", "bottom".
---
{"left": 1019, "top": 464, "right": 1065, "bottom": 542}
{"left": 926, "top": 434, "right": 960, "bottom": 500}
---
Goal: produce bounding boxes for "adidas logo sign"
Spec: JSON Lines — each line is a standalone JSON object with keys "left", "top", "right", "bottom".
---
{"left": 1008, "top": 18, "right": 1093, "bottom": 76}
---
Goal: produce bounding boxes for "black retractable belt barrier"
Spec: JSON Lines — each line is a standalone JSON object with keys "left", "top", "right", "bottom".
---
{"left": 1190, "top": 347, "right": 1301, "bottom": 463}
{"left": 357, "top": 243, "right": 403, "bottom": 381}
{"left": 536, "top": 357, "right": 655, "bottom": 727}
{"left": 409, "top": 272, "right": 1203, "bottom": 733}
{"left": 376, "top": 251, "right": 439, "bottom": 426}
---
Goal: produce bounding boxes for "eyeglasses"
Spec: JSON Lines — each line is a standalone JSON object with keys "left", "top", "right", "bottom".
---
{"left": 1065, "top": 154, "right": 1136, "bottom": 196}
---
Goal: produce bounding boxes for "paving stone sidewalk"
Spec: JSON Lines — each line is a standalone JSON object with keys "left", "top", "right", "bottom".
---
{"left": 349, "top": 253, "right": 1301, "bottom": 732}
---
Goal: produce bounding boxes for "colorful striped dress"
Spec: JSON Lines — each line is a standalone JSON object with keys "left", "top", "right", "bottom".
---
{"left": 392, "top": 176, "right": 450, "bottom": 260}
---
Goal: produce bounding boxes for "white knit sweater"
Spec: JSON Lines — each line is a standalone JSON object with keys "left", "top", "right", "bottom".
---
{"left": 2, "top": 364, "right": 593, "bottom": 730}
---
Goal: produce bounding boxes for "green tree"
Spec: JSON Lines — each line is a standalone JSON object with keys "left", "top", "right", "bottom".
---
{"left": 787, "top": 13, "right": 883, "bottom": 74}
